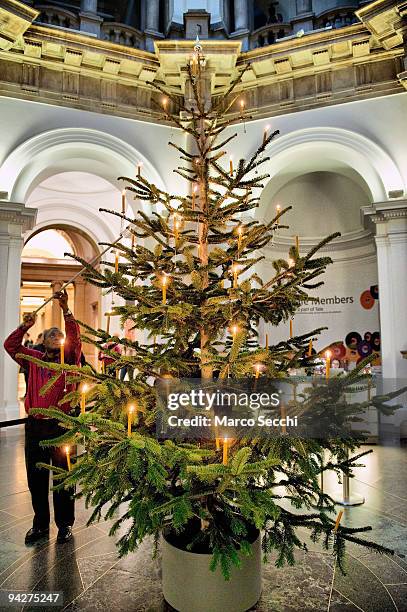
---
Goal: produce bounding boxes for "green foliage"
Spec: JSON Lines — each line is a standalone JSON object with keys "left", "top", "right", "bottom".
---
{"left": 28, "top": 59, "right": 400, "bottom": 582}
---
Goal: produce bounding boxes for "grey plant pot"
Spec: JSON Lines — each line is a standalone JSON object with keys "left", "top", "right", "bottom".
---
{"left": 161, "top": 532, "right": 262, "bottom": 612}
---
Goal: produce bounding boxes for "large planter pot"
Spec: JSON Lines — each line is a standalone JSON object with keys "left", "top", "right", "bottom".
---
{"left": 161, "top": 531, "right": 262, "bottom": 612}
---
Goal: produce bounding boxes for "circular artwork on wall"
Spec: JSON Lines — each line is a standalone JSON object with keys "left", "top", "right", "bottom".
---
{"left": 364, "top": 331, "right": 372, "bottom": 343}
{"left": 345, "top": 331, "right": 362, "bottom": 348}
{"left": 371, "top": 352, "right": 381, "bottom": 366}
{"left": 345, "top": 347, "right": 359, "bottom": 362}
{"left": 360, "top": 290, "right": 375, "bottom": 309}
{"left": 357, "top": 341, "right": 373, "bottom": 358}
{"left": 371, "top": 331, "right": 381, "bottom": 351}
{"left": 331, "top": 343, "right": 346, "bottom": 360}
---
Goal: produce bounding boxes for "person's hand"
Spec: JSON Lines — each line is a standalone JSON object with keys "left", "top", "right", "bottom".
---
{"left": 22, "top": 312, "right": 36, "bottom": 329}
{"left": 53, "top": 288, "right": 69, "bottom": 313}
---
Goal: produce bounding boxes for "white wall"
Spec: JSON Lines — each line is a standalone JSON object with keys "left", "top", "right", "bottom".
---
{"left": 259, "top": 248, "right": 379, "bottom": 353}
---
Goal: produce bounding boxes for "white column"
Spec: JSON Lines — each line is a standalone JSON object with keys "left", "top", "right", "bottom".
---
{"left": 296, "top": 0, "right": 312, "bottom": 14}
{"left": 0, "top": 200, "right": 37, "bottom": 421}
{"left": 363, "top": 201, "right": 407, "bottom": 379}
{"left": 81, "top": 0, "right": 97, "bottom": 12}
{"left": 234, "top": 0, "right": 249, "bottom": 32}
{"left": 146, "top": 0, "right": 160, "bottom": 32}
{"left": 80, "top": 0, "right": 102, "bottom": 36}
{"left": 144, "top": 0, "right": 161, "bottom": 52}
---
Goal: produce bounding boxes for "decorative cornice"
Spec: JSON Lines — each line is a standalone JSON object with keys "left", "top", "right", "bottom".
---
{"left": 356, "top": 0, "right": 407, "bottom": 50}
{"left": 0, "top": 2, "right": 405, "bottom": 121}
{"left": 361, "top": 199, "right": 407, "bottom": 224}
{"left": 0, "top": 199, "right": 37, "bottom": 232}
{"left": 268, "top": 228, "right": 375, "bottom": 253}
{"left": 0, "top": 0, "right": 39, "bottom": 50}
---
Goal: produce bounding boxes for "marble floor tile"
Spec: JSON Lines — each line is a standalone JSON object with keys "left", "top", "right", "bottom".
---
{"left": 1, "top": 427, "right": 407, "bottom": 611}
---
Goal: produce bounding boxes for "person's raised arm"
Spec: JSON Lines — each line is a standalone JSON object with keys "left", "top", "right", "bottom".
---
{"left": 53, "top": 288, "right": 82, "bottom": 366}
{"left": 4, "top": 313, "right": 41, "bottom": 366}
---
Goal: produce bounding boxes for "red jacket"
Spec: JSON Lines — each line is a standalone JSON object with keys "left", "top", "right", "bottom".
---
{"left": 98, "top": 343, "right": 121, "bottom": 366}
{"left": 4, "top": 314, "right": 82, "bottom": 418}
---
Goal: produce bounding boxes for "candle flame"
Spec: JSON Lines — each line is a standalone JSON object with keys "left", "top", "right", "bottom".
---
{"left": 60, "top": 338, "right": 65, "bottom": 346}
{"left": 231, "top": 324, "right": 239, "bottom": 336}
{"left": 240, "top": 99, "right": 245, "bottom": 109}
{"left": 65, "top": 446, "right": 70, "bottom": 454}
{"left": 237, "top": 226, "right": 243, "bottom": 236}
{"left": 129, "top": 404, "right": 135, "bottom": 414}
{"left": 288, "top": 258, "right": 294, "bottom": 267}
{"left": 193, "top": 184, "right": 198, "bottom": 193}
{"left": 276, "top": 204, "right": 281, "bottom": 212}
{"left": 162, "top": 274, "right": 168, "bottom": 287}
{"left": 82, "top": 383, "right": 89, "bottom": 394}
{"left": 255, "top": 363, "right": 261, "bottom": 372}
{"left": 325, "top": 350, "right": 332, "bottom": 359}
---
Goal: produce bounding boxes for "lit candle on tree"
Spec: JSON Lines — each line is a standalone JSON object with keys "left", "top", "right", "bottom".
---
{"left": 275, "top": 204, "right": 281, "bottom": 227}
{"left": 254, "top": 363, "right": 261, "bottom": 379}
{"left": 65, "top": 446, "right": 71, "bottom": 471}
{"left": 131, "top": 233, "right": 135, "bottom": 250}
{"left": 128, "top": 404, "right": 135, "bottom": 437}
{"left": 237, "top": 226, "right": 243, "bottom": 254}
{"left": 229, "top": 156, "right": 233, "bottom": 176}
{"left": 265, "top": 333, "right": 269, "bottom": 349}
{"left": 308, "top": 339, "right": 313, "bottom": 357}
{"left": 115, "top": 250, "right": 119, "bottom": 273}
{"left": 60, "top": 337, "right": 65, "bottom": 365}
{"left": 222, "top": 438, "right": 229, "bottom": 465}
{"left": 121, "top": 189, "right": 126, "bottom": 214}
{"left": 289, "top": 319, "right": 293, "bottom": 338}
{"left": 263, "top": 125, "right": 269, "bottom": 145}
{"left": 232, "top": 263, "right": 239, "bottom": 288}
{"left": 80, "top": 383, "right": 88, "bottom": 414}
{"left": 105, "top": 311, "right": 112, "bottom": 335}
{"left": 231, "top": 324, "right": 239, "bottom": 340}
{"left": 325, "top": 350, "right": 332, "bottom": 380}
{"left": 162, "top": 274, "right": 168, "bottom": 304}
{"left": 162, "top": 97, "right": 168, "bottom": 115}
{"left": 334, "top": 509, "right": 344, "bottom": 532}
{"left": 174, "top": 213, "right": 182, "bottom": 243}
{"left": 239, "top": 99, "right": 245, "bottom": 116}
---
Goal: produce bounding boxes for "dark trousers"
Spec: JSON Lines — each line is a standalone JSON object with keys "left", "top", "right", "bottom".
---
{"left": 119, "top": 365, "right": 134, "bottom": 381}
{"left": 25, "top": 417, "right": 75, "bottom": 530}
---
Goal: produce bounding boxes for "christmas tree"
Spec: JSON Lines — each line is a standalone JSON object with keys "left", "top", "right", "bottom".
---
{"left": 27, "top": 42, "right": 399, "bottom": 578}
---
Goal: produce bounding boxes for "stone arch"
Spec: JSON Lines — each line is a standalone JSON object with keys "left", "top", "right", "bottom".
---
{"left": 0, "top": 127, "right": 167, "bottom": 205}
{"left": 24, "top": 196, "right": 117, "bottom": 246}
{"left": 256, "top": 126, "right": 404, "bottom": 220}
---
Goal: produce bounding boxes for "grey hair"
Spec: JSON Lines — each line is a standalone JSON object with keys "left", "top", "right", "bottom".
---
{"left": 43, "top": 327, "right": 62, "bottom": 340}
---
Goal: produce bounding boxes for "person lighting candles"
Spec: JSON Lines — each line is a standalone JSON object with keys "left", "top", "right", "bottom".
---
{"left": 4, "top": 289, "right": 81, "bottom": 545}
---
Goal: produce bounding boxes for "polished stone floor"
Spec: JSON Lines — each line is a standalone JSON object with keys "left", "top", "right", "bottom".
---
{"left": 0, "top": 425, "right": 406, "bottom": 612}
